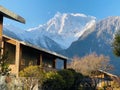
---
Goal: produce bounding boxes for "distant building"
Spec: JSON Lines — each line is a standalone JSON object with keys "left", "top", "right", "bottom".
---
{"left": 93, "top": 70, "right": 118, "bottom": 88}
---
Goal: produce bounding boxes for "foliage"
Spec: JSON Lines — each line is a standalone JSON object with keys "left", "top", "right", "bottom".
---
{"left": 68, "top": 53, "right": 113, "bottom": 76}
{"left": 0, "top": 51, "right": 11, "bottom": 75}
{"left": 41, "top": 69, "right": 86, "bottom": 90}
{"left": 57, "top": 69, "right": 75, "bottom": 90}
{"left": 19, "top": 65, "right": 44, "bottom": 77}
{"left": 112, "top": 30, "right": 120, "bottom": 56}
{"left": 41, "top": 71, "right": 65, "bottom": 90}
{"left": 67, "top": 69, "right": 84, "bottom": 90}
{"left": 62, "top": 69, "right": 96, "bottom": 90}
{"left": 20, "top": 66, "right": 99, "bottom": 90}
{"left": 19, "top": 65, "right": 45, "bottom": 89}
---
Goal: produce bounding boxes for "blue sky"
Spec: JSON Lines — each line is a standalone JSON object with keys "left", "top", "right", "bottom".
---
{"left": 1, "top": 0, "right": 120, "bottom": 30}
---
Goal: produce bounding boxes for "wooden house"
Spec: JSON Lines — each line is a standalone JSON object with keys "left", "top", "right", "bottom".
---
{"left": 94, "top": 70, "right": 118, "bottom": 88}
{"left": 2, "top": 35, "right": 68, "bottom": 77}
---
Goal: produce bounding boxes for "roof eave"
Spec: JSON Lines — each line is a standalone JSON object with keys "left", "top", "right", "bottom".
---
{"left": 3, "top": 35, "right": 68, "bottom": 60}
{"left": 0, "top": 5, "right": 25, "bottom": 24}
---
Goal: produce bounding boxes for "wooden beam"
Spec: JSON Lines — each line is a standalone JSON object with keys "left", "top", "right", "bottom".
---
{"left": 53, "top": 59, "right": 56, "bottom": 68}
{"left": 1, "top": 41, "right": 4, "bottom": 55}
{"left": 0, "top": 15, "right": 3, "bottom": 48}
{"left": 0, "top": 5, "right": 25, "bottom": 24}
{"left": 4, "top": 39, "right": 16, "bottom": 45}
{"left": 15, "top": 42, "right": 21, "bottom": 77}
{"left": 40, "top": 54, "right": 42, "bottom": 66}
{"left": 0, "top": 15, "right": 3, "bottom": 56}
{"left": 64, "top": 60, "right": 67, "bottom": 69}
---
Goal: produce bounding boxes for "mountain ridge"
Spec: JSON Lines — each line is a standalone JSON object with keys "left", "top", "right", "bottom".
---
{"left": 64, "top": 16, "right": 120, "bottom": 75}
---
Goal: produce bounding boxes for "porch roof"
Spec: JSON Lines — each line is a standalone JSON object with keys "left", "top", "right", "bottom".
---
{"left": 98, "top": 70, "right": 118, "bottom": 78}
{"left": 3, "top": 35, "right": 68, "bottom": 61}
{"left": 0, "top": 5, "right": 25, "bottom": 24}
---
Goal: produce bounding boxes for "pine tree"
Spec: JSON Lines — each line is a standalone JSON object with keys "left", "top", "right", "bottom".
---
{"left": 112, "top": 30, "right": 120, "bottom": 56}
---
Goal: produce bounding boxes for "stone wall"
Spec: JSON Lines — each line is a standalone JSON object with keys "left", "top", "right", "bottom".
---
{"left": 0, "top": 75, "right": 38, "bottom": 90}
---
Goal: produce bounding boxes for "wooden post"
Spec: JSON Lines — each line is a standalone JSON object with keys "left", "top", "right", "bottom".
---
{"left": 15, "top": 42, "right": 21, "bottom": 77}
{"left": 1, "top": 41, "right": 4, "bottom": 55}
{"left": 0, "top": 15, "right": 3, "bottom": 51}
{"left": 40, "top": 54, "right": 42, "bottom": 66}
{"left": 53, "top": 59, "right": 56, "bottom": 68}
{"left": 64, "top": 60, "right": 67, "bottom": 69}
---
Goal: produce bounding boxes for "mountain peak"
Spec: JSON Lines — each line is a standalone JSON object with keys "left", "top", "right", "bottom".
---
{"left": 46, "top": 12, "right": 96, "bottom": 34}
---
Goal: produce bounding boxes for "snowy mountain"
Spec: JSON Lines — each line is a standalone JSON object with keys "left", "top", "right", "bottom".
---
{"left": 3, "top": 13, "right": 120, "bottom": 74}
{"left": 3, "top": 12, "right": 96, "bottom": 51}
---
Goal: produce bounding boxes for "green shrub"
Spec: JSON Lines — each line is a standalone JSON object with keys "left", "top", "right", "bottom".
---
{"left": 57, "top": 69, "right": 75, "bottom": 90}
{"left": 0, "top": 51, "right": 11, "bottom": 75}
{"left": 68, "top": 69, "right": 84, "bottom": 90}
{"left": 19, "top": 65, "right": 44, "bottom": 76}
{"left": 42, "top": 71, "right": 65, "bottom": 90}
{"left": 19, "top": 65, "right": 45, "bottom": 85}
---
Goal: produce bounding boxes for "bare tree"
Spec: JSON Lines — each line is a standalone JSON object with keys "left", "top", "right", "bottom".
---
{"left": 68, "top": 53, "right": 113, "bottom": 76}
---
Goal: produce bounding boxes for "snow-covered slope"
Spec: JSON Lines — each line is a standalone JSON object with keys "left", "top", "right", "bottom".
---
{"left": 3, "top": 24, "right": 25, "bottom": 40}
{"left": 3, "top": 12, "right": 96, "bottom": 51}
